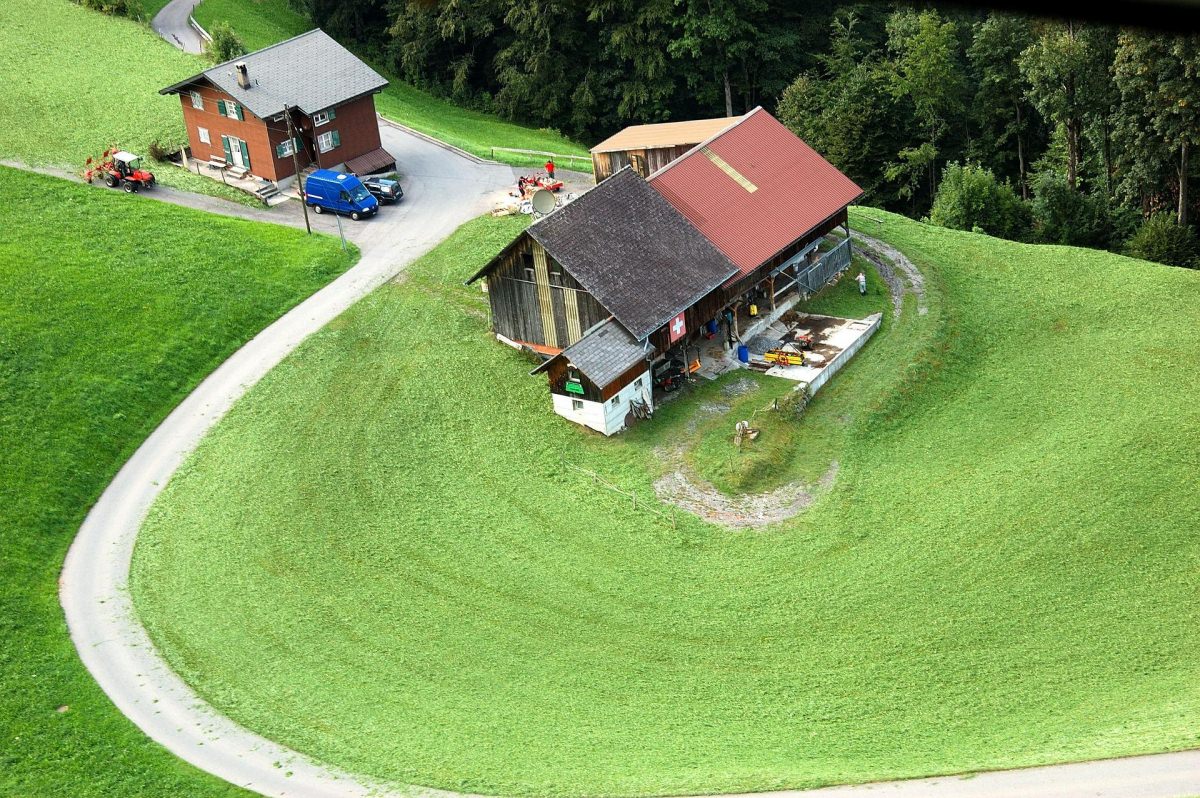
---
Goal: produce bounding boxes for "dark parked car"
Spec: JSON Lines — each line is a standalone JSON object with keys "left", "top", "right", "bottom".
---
{"left": 362, "top": 176, "right": 404, "bottom": 204}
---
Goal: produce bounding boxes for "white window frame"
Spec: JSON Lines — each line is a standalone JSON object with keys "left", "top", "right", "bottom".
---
{"left": 312, "top": 110, "right": 330, "bottom": 126}
{"left": 317, "top": 130, "right": 337, "bottom": 153}
{"left": 190, "top": 90, "right": 204, "bottom": 110}
{"left": 277, "top": 138, "right": 295, "bottom": 157}
{"left": 224, "top": 102, "right": 240, "bottom": 120}
{"left": 197, "top": 127, "right": 210, "bottom": 145}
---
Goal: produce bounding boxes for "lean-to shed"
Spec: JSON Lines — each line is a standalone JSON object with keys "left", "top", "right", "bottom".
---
{"left": 589, "top": 116, "right": 739, "bottom": 182}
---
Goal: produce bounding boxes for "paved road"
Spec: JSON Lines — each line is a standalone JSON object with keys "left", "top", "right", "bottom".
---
{"left": 53, "top": 123, "right": 1200, "bottom": 797}
{"left": 152, "top": 0, "right": 205, "bottom": 55}
{"left": 59, "top": 124, "right": 515, "bottom": 798}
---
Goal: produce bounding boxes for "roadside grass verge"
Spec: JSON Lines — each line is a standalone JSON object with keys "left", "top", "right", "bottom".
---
{"left": 134, "top": 207, "right": 1200, "bottom": 796}
{"left": 193, "top": 0, "right": 592, "bottom": 170}
{"left": 0, "top": 166, "right": 356, "bottom": 797}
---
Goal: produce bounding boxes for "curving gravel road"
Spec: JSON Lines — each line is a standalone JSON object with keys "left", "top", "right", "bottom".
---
{"left": 55, "top": 123, "right": 1199, "bottom": 797}
{"left": 152, "top": 0, "right": 206, "bottom": 55}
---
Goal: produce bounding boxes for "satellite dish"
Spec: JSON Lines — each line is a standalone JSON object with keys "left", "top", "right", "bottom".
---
{"left": 531, "top": 188, "right": 557, "bottom": 216}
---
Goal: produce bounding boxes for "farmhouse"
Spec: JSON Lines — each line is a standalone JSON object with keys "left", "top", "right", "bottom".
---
{"left": 469, "top": 108, "right": 863, "bottom": 436}
{"left": 159, "top": 29, "right": 394, "bottom": 184}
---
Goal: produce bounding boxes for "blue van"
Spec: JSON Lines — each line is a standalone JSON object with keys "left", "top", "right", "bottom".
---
{"left": 303, "top": 169, "right": 378, "bottom": 220}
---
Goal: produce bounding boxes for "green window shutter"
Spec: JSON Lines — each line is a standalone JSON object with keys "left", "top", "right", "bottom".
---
{"left": 217, "top": 99, "right": 227, "bottom": 116}
{"left": 331, "top": 130, "right": 341, "bottom": 148}
{"left": 239, "top": 139, "right": 251, "bottom": 169}
{"left": 326, "top": 107, "right": 336, "bottom": 120}
{"left": 276, "top": 141, "right": 286, "bottom": 158}
{"left": 235, "top": 104, "right": 244, "bottom": 121}
{"left": 221, "top": 135, "right": 233, "bottom": 163}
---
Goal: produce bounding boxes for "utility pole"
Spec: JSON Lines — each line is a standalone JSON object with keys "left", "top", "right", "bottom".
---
{"left": 284, "top": 104, "right": 311, "bottom": 234}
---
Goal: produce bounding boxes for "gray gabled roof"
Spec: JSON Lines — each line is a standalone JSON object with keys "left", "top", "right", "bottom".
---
{"left": 481, "top": 168, "right": 734, "bottom": 341}
{"left": 160, "top": 29, "right": 388, "bottom": 119}
{"left": 530, "top": 319, "right": 648, "bottom": 389}
{"left": 526, "top": 168, "right": 737, "bottom": 340}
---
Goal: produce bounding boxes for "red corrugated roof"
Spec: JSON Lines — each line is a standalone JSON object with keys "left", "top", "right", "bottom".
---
{"left": 648, "top": 107, "right": 862, "bottom": 281}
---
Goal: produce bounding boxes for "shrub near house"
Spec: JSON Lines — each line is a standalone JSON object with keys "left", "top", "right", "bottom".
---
{"left": 160, "top": 29, "right": 396, "bottom": 183}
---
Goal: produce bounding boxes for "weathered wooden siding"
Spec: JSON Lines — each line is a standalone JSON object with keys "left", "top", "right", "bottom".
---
{"left": 486, "top": 235, "right": 609, "bottom": 349}
{"left": 592, "top": 144, "right": 700, "bottom": 183}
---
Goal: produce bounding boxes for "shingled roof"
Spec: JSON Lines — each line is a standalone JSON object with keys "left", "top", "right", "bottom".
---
{"left": 518, "top": 168, "right": 736, "bottom": 340}
{"left": 530, "top": 318, "right": 647, "bottom": 388}
{"left": 160, "top": 29, "right": 388, "bottom": 119}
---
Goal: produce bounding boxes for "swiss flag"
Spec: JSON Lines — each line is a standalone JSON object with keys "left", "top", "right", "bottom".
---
{"left": 668, "top": 312, "right": 687, "bottom": 344}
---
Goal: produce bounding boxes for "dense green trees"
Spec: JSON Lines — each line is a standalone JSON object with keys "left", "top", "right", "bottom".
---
{"left": 305, "top": 1, "right": 1197, "bottom": 267}
{"left": 930, "top": 162, "right": 1028, "bottom": 240}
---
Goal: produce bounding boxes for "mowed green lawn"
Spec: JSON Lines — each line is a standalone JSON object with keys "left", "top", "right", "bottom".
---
{"left": 193, "top": 0, "right": 593, "bottom": 170}
{"left": 0, "top": 0, "right": 261, "bottom": 205}
{"left": 132, "top": 206, "right": 1200, "bottom": 796}
{"left": 0, "top": 167, "right": 355, "bottom": 797}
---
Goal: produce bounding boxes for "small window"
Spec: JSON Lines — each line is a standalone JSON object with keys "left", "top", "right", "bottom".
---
{"left": 317, "top": 130, "right": 340, "bottom": 153}
{"left": 190, "top": 90, "right": 204, "bottom": 110}
{"left": 312, "top": 108, "right": 335, "bottom": 126}
{"left": 197, "top": 127, "right": 210, "bottom": 145}
{"left": 276, "top": 138, "right": 296, "bottom": 158}
{"left": 224, "top": 102, "right": 241, "bottom": 120}
{"left": 523, "top": 267, "right": 535, "bottom": 281}
{"left": 549, "top": 267, "right": 563, "bottom": 285}
{"left": 634, "top": 377, "right": 643, "bottom": 388}
{"left": 610, "top": 396, "right": 619, "bottom": 406}
{"left": 571, "top": 399, "right": 584, "bottom": 411}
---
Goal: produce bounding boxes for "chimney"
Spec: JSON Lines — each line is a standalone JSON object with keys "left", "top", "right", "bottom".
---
{"left": 235, "top": 62, "right": 250, "bottom": 90}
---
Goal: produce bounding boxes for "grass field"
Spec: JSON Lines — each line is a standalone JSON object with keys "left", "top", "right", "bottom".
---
{"left": 0, "top": 166, "right": 356, "bottom": 797}
{"left": 132, "top": 207, "right": 1200, "bottom": 796}
{"left": 0, "top": 0, "right": 264, "bottom": 205}
{"left": 193, "top": 0, "right": 593, "bottom": 170}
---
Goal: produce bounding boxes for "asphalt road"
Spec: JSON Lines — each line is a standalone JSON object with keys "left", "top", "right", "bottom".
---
{"left": 152, "top": 0, "right": 205, "bottom": 55}
{"left": 52, "top": 123, "right": 1200, "bottom": 798}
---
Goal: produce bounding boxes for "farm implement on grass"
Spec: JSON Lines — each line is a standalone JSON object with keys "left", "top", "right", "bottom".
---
{"left": 83, "top": 149, "right": 155, "bottom": 193}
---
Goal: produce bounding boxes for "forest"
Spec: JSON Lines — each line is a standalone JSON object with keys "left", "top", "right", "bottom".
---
{"left": 306, "top": 2, "right": 1199, "bottom": 265}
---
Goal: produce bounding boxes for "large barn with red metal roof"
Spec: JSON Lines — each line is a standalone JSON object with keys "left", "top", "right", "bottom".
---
{"left": 468, "top": 107, "right": 863, "bottom": 436}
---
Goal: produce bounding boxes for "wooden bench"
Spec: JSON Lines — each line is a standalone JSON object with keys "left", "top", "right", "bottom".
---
{"left": 207, "top": 155, "right": 228, "bottom": 170}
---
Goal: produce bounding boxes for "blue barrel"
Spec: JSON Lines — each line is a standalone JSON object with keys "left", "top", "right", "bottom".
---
{"left": 737, "top": 344, "right": 750, "bottom": 363}
{"left": 706, "top": 319, "right": 719, "bottom": 336}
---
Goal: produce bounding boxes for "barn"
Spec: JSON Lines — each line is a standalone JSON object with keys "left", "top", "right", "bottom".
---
{"left": 589, "top": 116, "right": 737, "bottom": 182}
{"left": 470, "top": 108, "right": 864, "bottom": 436}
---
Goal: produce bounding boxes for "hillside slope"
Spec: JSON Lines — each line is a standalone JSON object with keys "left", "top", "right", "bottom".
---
{"left": 133, "top": 208, "right": 1200, "bottom": 796}
{"left": 0, "top": 167, "right": 355, "bottom": 797}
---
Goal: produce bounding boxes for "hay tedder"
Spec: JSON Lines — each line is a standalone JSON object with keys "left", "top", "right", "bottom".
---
{"left": 84, "top": 149, "right": 155, "bottom": 192}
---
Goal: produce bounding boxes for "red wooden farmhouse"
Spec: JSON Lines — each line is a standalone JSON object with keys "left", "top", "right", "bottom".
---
{"left": 160, "top": 29, "right": 395, "bottom": 185}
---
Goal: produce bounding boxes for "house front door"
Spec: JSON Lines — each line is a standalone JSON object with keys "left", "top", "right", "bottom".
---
{"left": 222, "top": 135, "right": 248, "bottom": 169}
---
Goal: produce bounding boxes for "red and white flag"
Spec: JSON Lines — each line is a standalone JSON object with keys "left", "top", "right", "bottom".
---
{"left": 668, "top": 311, "right": 687, "bottom": 344}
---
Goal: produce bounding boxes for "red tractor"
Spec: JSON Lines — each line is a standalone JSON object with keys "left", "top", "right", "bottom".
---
{"left": 85, "top": 150, "right": 155, "bottom": 192}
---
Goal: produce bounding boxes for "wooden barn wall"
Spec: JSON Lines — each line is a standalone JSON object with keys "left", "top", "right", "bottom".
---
{"left": 592, "top": 144, "right": 699, "bottom": 183}
{"left": 599, "top": 360, "right": 649, "bottom": 401}
{"left": 486, "top": 236, "right": 608, "bottom": 349}
{"left": 646, "top": 286, "right": 727, "bottom": 354}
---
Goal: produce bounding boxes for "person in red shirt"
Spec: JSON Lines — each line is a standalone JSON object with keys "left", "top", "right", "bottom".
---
{"left": 545, "top": 159, "right": 555, "bottom": 179}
